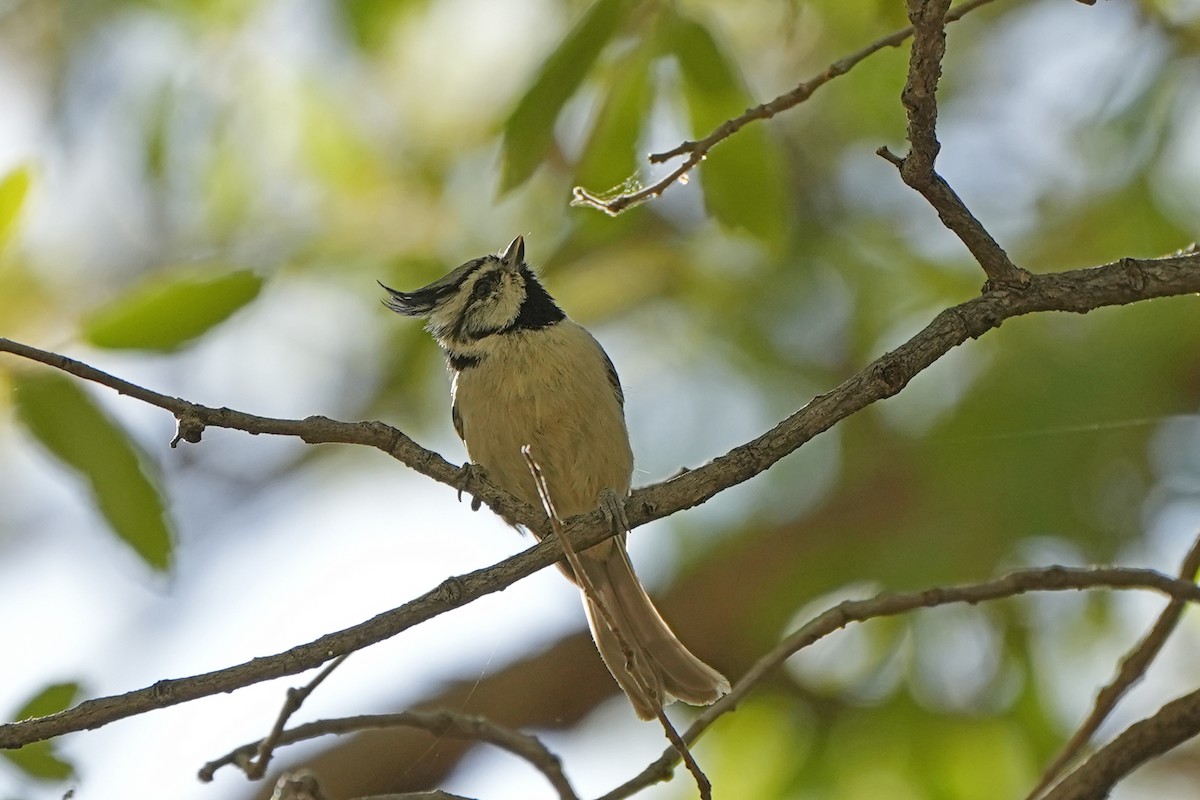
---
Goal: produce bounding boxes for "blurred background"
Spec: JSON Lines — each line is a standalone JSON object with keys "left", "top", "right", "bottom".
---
{"left": 2, "top": 0, "right": 1200, "bottom": 798}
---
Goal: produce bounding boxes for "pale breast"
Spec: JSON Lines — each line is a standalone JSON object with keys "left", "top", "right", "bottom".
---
{"left": 452, "top": 321, "right": 633, "bottom": 519}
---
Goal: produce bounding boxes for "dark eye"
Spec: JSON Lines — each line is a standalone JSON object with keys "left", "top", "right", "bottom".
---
{"left": 471, "top": 272, "right": 499, "bottom": 300}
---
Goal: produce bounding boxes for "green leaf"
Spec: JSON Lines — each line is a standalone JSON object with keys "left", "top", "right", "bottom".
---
{"left": 666, "top": 11, "right": 787, "bottom": 246}
{"left": 2, "top": 739, "right": 74, "bottom": 781}
{"left": 15, "top": 373, "right": 174, "bottom": 570}
{"left": 340, "top": 0, "right": 422, "bottom": 52}
{"left": 1, "top": 682, "right": 82, "bottom": 781}
{"left": 12, "top": 682, "right": 81, "bottom": 721}
{"left": 82, "top": 266, "right": 262, "bottom": 351}
{"left": 0, "top": 163, "right": 33, "bottom": 248}
{"left": 573, "top": 42, "right": 654, "bottom": 192}
{"left": 499, "top": 0, "right": 630, "bottom": 193}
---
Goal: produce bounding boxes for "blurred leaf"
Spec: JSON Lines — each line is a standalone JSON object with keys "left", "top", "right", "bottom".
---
{"left": 0, "top": 163, "right": 33, "bottom": 249}
{"left": 340, "top": 0, "right": 424, "bottom": 51}
{"left": 298, "top": 83, "right": 384, "bottom": 190}
{"left": 1, "top": 740, "right": 74, "bottom": 782}
{"left": 14, "top": 373, "right": 173, "bottom": 570}
{"left": 1030, "top": 176, "right": 1191, "bottom": 270}
{"left": 702, "top": 697, "right": 808, "bottom": 797}
{"left": 82, "top": 267, "right": 262, "bottom": 352}
{"left": 572, "top": 39, "right": 654, "bottom": 192}
{"left": 11, "top": 682, "right": 81, "bottom": 722}
{"left": 1, "top": 682, "right": 81, "bottom": 781}
{"left": 666, "top": 10, "right": 788, "bottom": 247}
{"left": 499, "top": 0, "right": 630, "bottom": 192}
{"left": 143, "top": 86, "right": 172, "bottom": 181}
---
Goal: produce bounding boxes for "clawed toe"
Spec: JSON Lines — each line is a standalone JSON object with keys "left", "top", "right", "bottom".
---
{"left": 597, "top": 487, "right": 629, "bottom": 534}
{"left": 454, "top": 463, "right": 486, "bottom": 511}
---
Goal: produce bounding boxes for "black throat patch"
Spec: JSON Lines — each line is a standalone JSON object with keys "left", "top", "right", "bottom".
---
{"left": 447, "top": 351, "right": 483, "bottom": 371}
{"left": 508, "top": 268, "right": 565, "bottom": 332}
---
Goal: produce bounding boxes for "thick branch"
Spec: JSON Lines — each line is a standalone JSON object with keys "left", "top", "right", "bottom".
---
{"left": 0, "top": 251, "right": 1197, "bottom": 750}
{"left": 879, "top": 0, "right": 1025, "bottom": 286}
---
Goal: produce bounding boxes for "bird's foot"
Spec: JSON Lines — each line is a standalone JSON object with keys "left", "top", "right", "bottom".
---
{"left": 597, "top": 488, "right": 630, "bottom": 534}
{"left": 454, "top": 463, "right": 486, "bottom": 512}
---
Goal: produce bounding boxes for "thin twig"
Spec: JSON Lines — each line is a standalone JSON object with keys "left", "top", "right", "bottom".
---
{"left": 241, "top": 655, "right": 349, "bottom": 780}
{"left": 2, "top": 252, "right": 1199, "bottom": 751}
{"left": 653, "top": 707, "right": 710, "bottom": 800}
{"left": 571, "top": 0, "right": 1001, "bottom": 215}
{"left": 879, "top": 0, "right": 1025, "bottom": 287}
{"left": 521, "top": 448, "right": 655, "bottom": 701}
{"left": 1040, "top": 686, "right": 1200, "bottom": 800}
{"left": 1028, "top": 532, "right": 1200, "bottom": 798}
{"left": 0, "top": 337, "right": 539, "bottom": 529}
{"left": 201, "top": 711, "right": 578, "bottom": 800}
{"left": 522, "top": 448, "right": 710, "bottom": 800}
{"left": 594, "top": 564, "right": 1200, "bottom": 800}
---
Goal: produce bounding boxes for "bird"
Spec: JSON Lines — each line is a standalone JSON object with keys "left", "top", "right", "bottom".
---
{"left": 380, "top": 235, "right": 729, "bottom": 720}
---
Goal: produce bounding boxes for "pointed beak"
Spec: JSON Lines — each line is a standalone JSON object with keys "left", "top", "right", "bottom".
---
{"left": 500, "top": 235, "right": 525, "bottom": 269}
{"left": 378, "top": 280, "right": 439, "bottom": 317}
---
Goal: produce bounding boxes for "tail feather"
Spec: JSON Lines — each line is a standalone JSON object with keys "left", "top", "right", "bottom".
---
{"left": 576, "top": 543, "right": 729, "bottom": 720}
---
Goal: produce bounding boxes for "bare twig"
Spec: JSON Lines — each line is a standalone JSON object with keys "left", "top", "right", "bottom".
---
{"left": 2, "top": 251, "right": 1199, "bottom": 751}
{"left": 1040, "top": 687, "right": 1200, "bottom": 800}
{"left": 202, "top": 711, "right": 577, "bottom": 800}
{"left": 521, "top": 448, "right": 656, "bottom": 705}
{"left": 0, "top": 337, "right": 538, "bottom": 529}
{"left": 239, "top": 655, "right": 350, "bottom": 780}
{"left": 652, "top": 707, "right": 710, "bottom": 800}
{"left": 522, "top": 448, "right": 629, "bottom": 662}
{"left": 523, "top": 448, "right": 710, "bottom": 800}
{"left": 571, "top": 0, "right": 1000, "bottom": 215}
{"left": 1028, "top": 533, "right": 1200, "bottom": 798}
{"left": 878, "top": 0, "right": 1025, "bottom": 287}
{"left": 595, "top": 565, "right": 1200, "bottom": 800}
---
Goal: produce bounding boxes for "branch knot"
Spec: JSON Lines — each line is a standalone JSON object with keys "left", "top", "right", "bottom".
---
{"left": 171, "top": 411, "right": 205, "bottom": 447}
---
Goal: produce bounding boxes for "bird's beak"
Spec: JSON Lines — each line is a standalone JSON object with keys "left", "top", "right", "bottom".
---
{"left": 500, "top": 235, "right": 524, "bottom": 270}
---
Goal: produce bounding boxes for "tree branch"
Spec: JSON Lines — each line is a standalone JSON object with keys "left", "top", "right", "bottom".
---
{"left": 596, "top": 565, "right": 1200, "bottom": 800}
{"left": 0, "top": 250, "right": 1197, "bottom": 751}
{"left": 1041, "top": 687, "right": 1200, "bottom": 800}
{"left": 571, "top": 0, "right": 1001, "bottom": 215}
{"left": 200, "top": 711, "right": 577, "bottom": 800}
{"left": 1029, "top": 532, "right": 1200, "bottom": 798}
{"left": 878, "top": 0, "right": 1026, "bottom": 287}
{"left": 245, "top": 655, "right": 349, "bottom": 781}
{"left": 0, "top": 337, "right": 539, "bottom": 529}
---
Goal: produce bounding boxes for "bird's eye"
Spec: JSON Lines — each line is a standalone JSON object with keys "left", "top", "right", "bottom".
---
{"left": 471, "top": 272, "right": 499, "bottom": 301}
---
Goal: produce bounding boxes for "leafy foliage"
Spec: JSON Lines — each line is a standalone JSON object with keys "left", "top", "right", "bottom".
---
{"left": 0, "top": 164, "right": 32, "bottom": 250}
{"left": 14, "top": 373, "right": 173, "bottom": 570}
{"left": 82, "top": 267, "right": 262, "bottom": 352}
{"left": 663, "top": 8, "right": 787, "bottom": 246}
{"left": 1, "top": 0, "right": 1199, "bottom": 798}
{"left": 2, "top": 683, "right": 81, "bottom": 781}
{"left": 499, "top": 0, "right": 632, "bottom": 192}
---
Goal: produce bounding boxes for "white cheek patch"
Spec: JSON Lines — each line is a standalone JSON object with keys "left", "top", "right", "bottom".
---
{"left": 458, "top": 271, "right": 524, "bottom": 339}
{"left": 426, "top": 292, "right": 471, "bottom": 339}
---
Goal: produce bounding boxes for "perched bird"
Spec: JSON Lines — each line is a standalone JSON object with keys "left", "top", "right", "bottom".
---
{"left": 381, "top": 235, "right": 729, "bottom": 719}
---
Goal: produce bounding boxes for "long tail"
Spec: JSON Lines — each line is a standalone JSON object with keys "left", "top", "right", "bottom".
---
{"left": 575, "top": 542, "right": 730, "bottom": 720}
